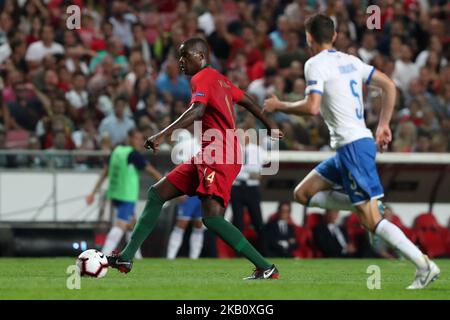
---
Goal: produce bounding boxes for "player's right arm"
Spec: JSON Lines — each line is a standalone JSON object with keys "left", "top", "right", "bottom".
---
{"left": 263, "top": 59, "right": 322, "bottom": 116}
{"left": 86, "top": 165, "right": 108, "bottom": 205}
{"left": 369, "top": 70, "right": 396, "bottom": 151}
{"left": 263, "top": 92, "right": 322, "bottom": 116}
{"left": 144, "top": 102, "right": 206, "bottom": 152}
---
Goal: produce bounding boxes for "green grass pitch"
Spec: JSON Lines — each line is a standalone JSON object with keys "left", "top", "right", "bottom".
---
{"left": 0, "top": 258, "right": 449, "bottom": 299}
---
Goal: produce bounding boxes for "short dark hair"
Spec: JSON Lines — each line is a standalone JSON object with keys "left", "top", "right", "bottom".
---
{"left": 305, "top": 14, "right": 335, "bottom": 44}
{"left": 182, "top": 37, "right": 209, "bottom": 56}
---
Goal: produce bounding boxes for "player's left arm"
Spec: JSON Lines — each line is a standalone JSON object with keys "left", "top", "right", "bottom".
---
{"left": 263, "top": 92, "right": 321, "bottom": 116}
{"left": 237, "top": 93, "right": 283, "bottom": 139}
{"left": 369, "top": 70, "right": 396, "bottom": 151}
{"left": 144, "top": 102, "right": 206, "bottom": 152}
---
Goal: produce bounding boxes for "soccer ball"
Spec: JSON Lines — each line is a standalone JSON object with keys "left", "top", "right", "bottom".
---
{"left": 76, "top": 249, "right": 109, "bottom": 278}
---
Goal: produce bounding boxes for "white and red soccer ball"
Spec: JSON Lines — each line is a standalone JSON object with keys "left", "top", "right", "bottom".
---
{"left": 76, "top": 249, "right": 108, "bottom": 278}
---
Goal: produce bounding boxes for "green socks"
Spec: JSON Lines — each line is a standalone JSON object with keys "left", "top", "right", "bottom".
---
{"left": 120, "top": 189, "right": 271, "bottom": 270}
{"left": 202, "top": 216, "right": 272, "bottom": 269}
{"left": 120, "top": 187, "right": 164, "bottom": 261}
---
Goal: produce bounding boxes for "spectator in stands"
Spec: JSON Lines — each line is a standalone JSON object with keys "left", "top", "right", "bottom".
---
{"left": 358, "top": 32, "right": 378, "bottom": 64}
{"left": 247, "top": 67, "right": 276, "bottom": 106}
{"left": 393, "top": 44, "right": 420, "bottom": 95}
{"left": 393, "top": 121, "right": 417, "bottom": 152}
{"left": 155, "top": 56, "right": 191, "bottom": 103}
{"left": 25, "top": 24, "right": 64, "bottom": 70}
{"left": 99, "top": 96, "right": 135, "bottom": 147}
{"left": 0, "top": 0, "right": 447, "bottom": 157}
{"left": 131, "top": 22, "right": 152, "bottom": 67}
{"left": 65, "top": 72, "right": 89, "bottom": 120}
{"left": 7, "top": 81, "right": 45, "bottom": 131}
{"left": 313, "top": 210, "right": 357, "bottom": 258}
{"left": 109, "top": 0, "right": 137, "bottom": 49}
{"left": 269, "top": 15, "right": 289, "bottom": 52}
{"left": 277, "top": 30, "right": 306, "bottom": 69}
{"left": 264, "top": 202, "right": 298, "bottom": 257}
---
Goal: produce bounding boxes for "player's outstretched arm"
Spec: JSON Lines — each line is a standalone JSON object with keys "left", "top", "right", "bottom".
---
{"left": 86, "top": 165, "right": 108, "bottom": 205}
{"left": 369, "top": 70, "right": 396, "bottom": 151}
{"left": 237, "top": 93, "right": 283, "bottom": 139}
{"left": 144, "top": 102, "right": 206, "bottom": 152}
{"left": 263, "top": 93, "right": 321, "bottom": 116}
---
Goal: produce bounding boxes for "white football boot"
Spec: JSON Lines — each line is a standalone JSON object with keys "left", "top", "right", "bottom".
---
{"left": 407, "top": 255, "right": 440, "bottom": 289}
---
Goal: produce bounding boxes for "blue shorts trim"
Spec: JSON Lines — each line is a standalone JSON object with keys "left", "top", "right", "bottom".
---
{"left": 314, "top": 138, "right": 384, "bottom": 204}
{"left": 177, "top": 196, "right": 202, "bottom": 220}
{"left": 112, "top": 200, "right": 135, "bottom": 222}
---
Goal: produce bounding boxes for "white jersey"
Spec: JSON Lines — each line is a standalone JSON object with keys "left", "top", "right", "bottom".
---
{"left": 304, "top": 49, "right": 375, "bottom": 149}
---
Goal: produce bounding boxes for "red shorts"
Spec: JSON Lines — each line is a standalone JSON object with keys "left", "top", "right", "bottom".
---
{"left": 166, "top": 157, "right": 241, "bottom": 208}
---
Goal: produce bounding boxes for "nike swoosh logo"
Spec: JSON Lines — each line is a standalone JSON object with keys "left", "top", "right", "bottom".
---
{"left": 263, "top": 268, "right": 275, "bottom": 279}
{"left": 99, "top": 254, "right": 105, "bottom": 258}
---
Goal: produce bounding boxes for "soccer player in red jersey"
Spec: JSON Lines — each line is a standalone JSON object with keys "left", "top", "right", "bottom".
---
{"left": 107, "top": 38, "right": 283, "bottom": 279}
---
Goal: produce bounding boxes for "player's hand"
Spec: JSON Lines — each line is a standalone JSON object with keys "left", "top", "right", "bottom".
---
{"left": 263, "top": 93, "right": 283, "bottom": 113}
{"left": 144, "top": 133, "right": 164, "bottom": 152}
{"left": 85, "top": 194, "right": 94, "bottom": 205}
{"left": 269, "top": 128, "right": 284, "bottom": 140}
{"left": 375, "top": 124, "right": 392, "bottom": 153}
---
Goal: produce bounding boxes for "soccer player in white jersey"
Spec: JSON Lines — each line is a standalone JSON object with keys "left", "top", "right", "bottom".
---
{"left": 264, "top": 14, "right": 439, "bottom": 289}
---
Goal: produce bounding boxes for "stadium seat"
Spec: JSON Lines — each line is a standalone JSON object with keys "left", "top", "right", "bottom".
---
{"left": 301, "top": 213, "right": 324, "bottom": 258}
{"left": 304, "top": 212, "right": 323, "bottom": 230}
{"left": 412, "top": 213, "right": 447, "bottom": 258}
{"left": 445, "top": 228, "right": 450, "bottom": 256}
{"left": 216, "top": 238, "right": 236, "bottom": 258}
{"left": 344, "top": 213, "right": 367, "bottom": 251}
{"left": 292, "top": 226, "right": 317, "bottom": 258}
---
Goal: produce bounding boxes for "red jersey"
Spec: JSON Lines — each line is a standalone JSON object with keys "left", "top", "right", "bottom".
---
{"left": 166, "top": 67, "right": 245, "bottom": 207}
{"left": 189, "top": 67, "right": 244, "bottom": 165}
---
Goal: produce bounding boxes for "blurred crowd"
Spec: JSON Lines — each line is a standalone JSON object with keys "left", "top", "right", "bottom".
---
{"left": 0, "top": 0, "right": 449, "bottom": 168}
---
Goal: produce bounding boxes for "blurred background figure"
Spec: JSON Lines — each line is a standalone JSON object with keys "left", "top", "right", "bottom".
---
{"left": 264, "top": 202, "right": 298, "bottom": 257}
{"left": 86, "top": 129, "right": 162, "bottom": 258}
{"left": 313, "top": 210, "right": 357, "bottom": 258}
